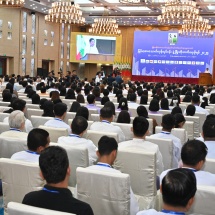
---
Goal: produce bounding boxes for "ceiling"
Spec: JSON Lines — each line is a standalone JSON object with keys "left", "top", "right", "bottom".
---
{"left": 24, "top": 0, "right": 215, "bottom": 26}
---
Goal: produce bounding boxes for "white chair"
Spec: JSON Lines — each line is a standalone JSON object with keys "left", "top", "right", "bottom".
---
{"left": 179, "top": 104, "right": 187, "bottom": 113}
{"left": 64, "top": 112, "right": 76, "bottom": 124}
{"left": 68, "top": 119, "right": 94, "bottom": 130}
{"left": 0, "top": 137, "right": 27, "bottom": 158}
{"left": 0, "top": 158, "right": 44, "bottom": 213}
{"left": 27, "top": 109, "right": 43, "bottom": 120}
{"left": 62, "top": 99, "right": 76, "bottom": 107}
{"left": 50, "top": 143, "right": 89, "bottom": 187}
{"left": 202, "top": 158, "right": 215, "bottom": 174}
{"left": 184, "top": 116, "right": 200, "bottom": 138}
{"left": 8, "top": 202, "right": 74, "bottom": 215}
{"left": 183, "top": 121, "right": 194, "bottom": 140}
{"left": 31, "top": 116, "right": 54, "bottom": 128}
{"left": 38, "top": 126, "right": 68, "bottom": 142}
{"left": 96, "top": 104, "right": 104, "bottom": 109}
{"left": 112, "top": 122, "right": 133, "bottom": 141}
{"left": 90, "top": 114, "right": 100, "bottom": 122}
{"left": 114, "top": 148, "right": 157, "bottom": 210}
{"left": 76, "top": 167, "right": 131, "bottom": 215}
{"left": 86, "top": 130, "right": 118, "bottom": 147}
{"left": 206, "top": 106, "right": 215, "bottom": 114}
{"left": 141, "top": 104, "right": 149, "bottom": 112}
{"left": 0, "top": 106, "right": 11, "bottom": 113}
{"left": 148, "top": 114, "right": 163, "bottom": 126}
{"left": 88, "top": 109, "right": 100, "bottom": 121}
{"left": 26, "top": 104, "right": 40, "bottom": 109}
{"left": 146, "top": 136, "right": 173, "bottom": 170}
{"left": 195, "top": 112, "right": 206, "bottom": 133}
{"left": 129, "top": 108, "right": 138, "bottom": 117}
{"left": 158, "top": 110, "right": 171, "bottom": 115}
{"left": 0, "top": 122, "right": 10, "bottom": 133}
{"left": 0, "top": 113, "right": 9, "bottom": 122}
{"left": 0, "top": 101, "right": 10, "bottom": 107}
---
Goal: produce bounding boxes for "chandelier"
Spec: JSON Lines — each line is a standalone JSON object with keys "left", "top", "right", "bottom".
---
{"left": 179, "top": 17, "right": 213, "bottom": 38}
{"left": 119, "top": 0, "right": 140, "bottom": 4}
{"left": 45, "top": 1, "right": 85, "bottom": 24}
{"left": 89, "top": 18, "right": 121, "bottom": 35}
{"left": 0, "top": 0, "right": 24, "bottom": 7}
{"left": 157, "top": 0, "right": 199, "bottom": 25}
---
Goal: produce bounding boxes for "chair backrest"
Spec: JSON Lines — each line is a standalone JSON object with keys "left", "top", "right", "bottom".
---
{"left": 0, "top": 122, "right": 10, "bottom": 133}
{"left": 8, "top": 202, "right": 73, "bottom": 215}
{"left": 111, "top": 122, "right": 133, "bottom": 141}
{"left": 158, "top": 110, "right": 171, "bottom": 115}
{"left": 114, "top": 148, "right": 156, "bottom": 198}
{"left": 183, "top": 121, "right": 194, "bottom": 140}
{"left": 38, "top": 126, "right": 68, "bottom": 142}
{"left": 27, "top": 109, "right": 43, "bottom": 120}
{"left": 188, "top": 185, "right": 215, "bottom": 215}
{"left": 31, "top": 116, "right": 54, "bottom": 128}
{"left": 202, "top": 158, "right": 215, "bottom": 174}
{"left": 76, "top": 167, "right": 130, "bottom": 215}
{"left": 146, "top": 136, "right": 173, "bottom": 169}
{"left": 0, "top": 101, "right": 10, "bottom": 107}
{"left": 0, "top": 106, "right": 11, "bottom": 113}
{"left": 129, "top": 108, "right": 138, "bottom": 118}
{"left": 195, "top": 112, "right": 206, "bottom": 133}
{"left": 86, "top": 130, "right": 118, "bottom": 147}
{"left": 50, "top": 143, "right": 89, "bottom": 187}
{"left": 26, "top": 104, "right": 40, "bottom": 110}
{"left": 64, "top": 112, "right": 76, "bottom": 123}
{"left": 179, "top": 104, "right": 187, "bottom": 112}
{"left": 184, "top": 116, "right": 200, "bottom": 138}
{"left": 88, "top": 109, "right": 99, "bottom": 120}
{"left": 62, "top": 99, "right": 76, "bottom": 107}
{"left": 148, "top": 114, "right": 163, "bottom": 126}
{"left": 206, "top": 106, "right": 215, "bottom": 114}
{"left": 0, "top": 112, "right": 10, "bottom": 122}
{"left": 91, "top": 114, "right": 100, "bottom": 122}
{"left": 0, "top": 158, "right": 44, "bottom": 213}
{"left": 0, "top": 137, "right": 27, "bottom": 158}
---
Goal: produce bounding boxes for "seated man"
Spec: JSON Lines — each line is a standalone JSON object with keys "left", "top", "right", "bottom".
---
{"left": 90, "top": 107, "right": 125, "bottom": 143}
{"left": 85, "top": 94, "right": 100, "bottom": 114}
{"left": 3, "top": 99, "right": 33, "bottom": 133}
{"left": 58, "top": 116, "right": 97, "bottom": 165}
{"left": 160, "top": 139, "right": 215, "bottom": 186}
{"left": 87, "top": 136, "right": 139, "bottom": 215}
{"left": 22, "top": 146, "right": 94, "bottom": 215}
{"left": 119, "top": 116, "right": 164, "bottom": 175}
{"left": 44, "top": 103, "right": 71, "bottom": 134}
{"left": 11, "top": 128, "right": 50, "bottom": 163}
{"left": 0, "top": 110, "right": 28, "bottom": 140}
{"left": 137, "top": 168, "right": 196, "bottom": 215}
{"left": 128, "top": 93, "right": 139, "bottom": 109}
{"left": 150, "top": 114, "right": 182, "bottom": 168}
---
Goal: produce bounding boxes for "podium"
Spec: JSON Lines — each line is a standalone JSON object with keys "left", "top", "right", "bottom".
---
{"left": 199, "top": 73, "right": 212, "bottom": 85}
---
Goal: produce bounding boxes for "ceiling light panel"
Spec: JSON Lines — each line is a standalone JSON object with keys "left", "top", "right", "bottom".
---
{"left": 118, "top": 6, "right": 151, "bottom": 11}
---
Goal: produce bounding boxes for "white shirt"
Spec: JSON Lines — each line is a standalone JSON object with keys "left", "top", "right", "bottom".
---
{"left": 11, "top": 150, "right": 39, "bottom": 163}
{"left": 204, "top": 140, "right": 215, "bottom": 159}
{"left": 119, "top": 138, "right": 164, "bottom": 175}
{"left": 58, "top": 134, "right": 97, "bottom": 165}
{"left": 86, "top": 45, "right": 99, "bottom": 54}
{"left": 95, "top": 76, "right": 103, "bottom": 83}
{"left": 18, "top": 88, "right": 25, "bottom": 93}
{"left": 0, "top": 129, "right": 28, "bottom": 140}
{"left": 90, "top": 120, "right": 125, "bottom": 143}
{"left": 150, "top": 131, "right": 182, "bottom": 168}
{"left": 3, "top": 117, "right": 33, "bottom": 133}
{"left": 137, "top": 209, "right": 171, "bottom": 215}
{"left": 160, "top": 167, "right": 215, "bottom": 186}
{"left": 44, "top": 118, "right": 71, "bottom": 134}
{"left": 87, "top": 163, "right": 139, "bottom": 215}
{"left": 184, "top": 105, "right": 209, "bottom": 116}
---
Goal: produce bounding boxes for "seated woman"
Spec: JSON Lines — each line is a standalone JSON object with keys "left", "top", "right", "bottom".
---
{"left": 101, "top": 96, "right": 110, "bottom": 105}
{"left": 69, "top": 101, "right": 81, "bottom": 112}
{"left": 65, "top": 89, "right": 76, "bottom": 100}
{"left": 77, "top": 94, "right": 85, "bottom": 104}
{"left": 117, "top": 110, "right": 131, "bottom": 124}
{"left": 171, "top": 106, "right": 182, "bottom": 115}
{"left": 174, "top": 113, "right": 186, "bottom": 128}
{"left": 148, "top": 99, "right": 159, "bottom": 114}
{"left": 186, "top": 104, "right": 196, "bottom": 116}
{"left": 42, "top": 101, "right": 55, "bottom": 117}
{"left": 160, "top": 98, "right": 169, "bottom": 110}
{"left": 32, "top": 94, "right": 40, "bottom": 104}
{"left": 200, "top": 97, "right": 208, "bottom": 109}
{"left": 117, "top": 97, "right": 129, "bottom": 112}
{"left": 75, "top": 106, "right": 89, "bottom": 121}
{"left": 140, "top": 95, "right": 148, "bottom": 105}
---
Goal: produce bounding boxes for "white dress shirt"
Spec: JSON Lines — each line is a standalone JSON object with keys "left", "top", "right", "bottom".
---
{"left": 160, "top": 167, "right": 215, "bottom": 186}
{"left": 85, "top": 104, "right": 100, "bottom": 114}
{"left": 58, "top": 134, "right": 97, "bottom": 165}
{"left": 87, "top": 163, "right": 139, "bottom": 215}
{"left": 44, "top": 118, "right": 71, "bottom": 134}
{"left": 11, "top": 150, "right": 39, "bottom": 163}
{"left": 3, "top": 117, "right": 33, "bottom": 133}
{"left": 119, "top": 138, "right": 164, "bottom": 175}
{"left": 150, "top": 131, "right": 182, "bottom": 168}
{"left": 95, "top": 76, "right": 103, "bottom": 83}
{"left": 137, "top": 209, "right": 171, "bottom": 215}
{"left": 90, "top": 120, "right": 125, "bottom": 143}
{"left": 204, "top": 140, "right": 215, "bottom": 159}
{"left": 0, "top": 129, "right": 28, "bottom": 140}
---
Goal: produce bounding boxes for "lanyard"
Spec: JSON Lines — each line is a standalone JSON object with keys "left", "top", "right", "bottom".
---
{"left": 182, "top": 167, "right": 197, "bottom": 172}
{"left": 97, "top": 163, "right": 112, "bottom": 168}
{"left": 10, "top": 128, "right": 21, "bottom": 132}
{"left": 102, "top": 120, "right": 110, "bottom": 124}
{"left": 69, "top": 134, "right": 80, "bottom": 138}
{"left": 162, "top": 210, "right": 185, "bottom": 215}
{"left": 43, "top": 187, "right": 59, "bottom": 194}
{"left": 26, "top": 150, "right": 39, "bottom": 155}
{"left": 161, "top": 131, "right": 171, "bottom": 135}
{"left": 54, "top": 118, "right": 63, "bottom": 122}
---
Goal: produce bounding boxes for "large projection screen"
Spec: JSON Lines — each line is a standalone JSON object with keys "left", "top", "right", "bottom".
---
{"left": 132, "top": 31, "right": 215, "bottom": 78}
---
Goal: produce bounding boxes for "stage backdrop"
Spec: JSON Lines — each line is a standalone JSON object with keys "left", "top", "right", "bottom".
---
{"left": 132, "top": 31, "right": 215, "bottom": 83}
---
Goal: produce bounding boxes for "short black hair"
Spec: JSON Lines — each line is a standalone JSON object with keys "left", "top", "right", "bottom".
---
{"left": 87, "top": 94, "right": 95, "bottom": 104}
{"left": 149, "top": 99, "right": 159, "bottom": 112}
{"left": 101, "top": 96, "right": 110, "bottom": 105}
{"left": 174, "top": 113, "right": 186, "bottom": 128}
{"left": 192, "top": 95, "right": 200, "bottom": 104}
{"left": 27, "top": 128, "right": 49, "bottom": 151}
{"left": 162, "top": 114, "right": 175, "bottom": 130}
{"left": 128, "top": 93, "right": 136, "bottom": 102}
{"left": 98, "top": 136, "right": 118, "bottom": 156}
{"left": 186, "top": 105, "right": 196, "bottom": 116}
{"left": 32, "top": 94, "right": 40, "bottom": 104}
{"left": 89, "top": 38, "right": 95, "bottom": 42}
{"left": 203, "top": 117, "right": 215, "bottom": 138}
{"left": 137, "top": 106, "right": 148, "bottom": 118}
{"left": 2, "top": 92, "right": 12, "bottom": 102}
{"left": 100, "top": 107, "right": 113, "bottom": 119}
{"left": 54, "top": 103, "right": 67, "bottom": 117}
{"left": 133, "top": 116, "right": 149, "bottom": 137}
{"left": 171, "top": 106, "right": 182, "bottom": 115}
{"left": 103, "top": 89, "right": 109, "bottom": 97}
{"left": 104, "top": 101, "right": 115, "bottom": 115}
{"left": 162, "top": 168, "right": 196, "bottom": 207}
{"left": 39, "top": 146, "right": 69, "bottom": 184}
{"left": 12, "top": 99, "right": 26, "bottom": 111}
{"left": 72, "top": 116, "right": 88, "bottom": 135}
{"left": 181, "top": 140, "right": 207, "bottom": 166}
{"left": 75, "top": 106, "right": 89, "bottom": 120}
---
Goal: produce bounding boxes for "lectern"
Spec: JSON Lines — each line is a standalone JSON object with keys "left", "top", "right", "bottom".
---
{"left": 199, "top": 73, "right": 212, "bottom": 85}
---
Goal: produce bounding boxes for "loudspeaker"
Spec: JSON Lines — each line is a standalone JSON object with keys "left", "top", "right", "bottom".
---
{"left": 37, "top": 68, "right": 44, "bottom": 77}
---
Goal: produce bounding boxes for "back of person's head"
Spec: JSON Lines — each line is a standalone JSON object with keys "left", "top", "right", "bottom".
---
{"left": 77, "top": 94, "right": 85, "bottom": 104}
{"left": 98, "top": 136, "right": 118, "bottom": 156}
{"left": 27, "top": 128, "right": 50, "bottom": 152}
{"left": 103, "top": 89, "right": 109, "bottom": 97}
{"left": 191, "top": 94, "right": 200, "bottom": 104}
{"left": 39, "top": 146, "right": 69, "bottom": 184}
{"left": 75, "top": 106, "right": 89, "bottom": 120}
{"left": 84, "top": 87, "right": 90, "bottom": 96}
{"left": 104, "top": 101, "right": 115, "bottom": 115}
{"left": 65, "top": 89, "right": 76, "bottom": 99}
{"left": 186, "top": 105, "right": 196, "bottom": 116}
{"left": 87, "top": 94, "right": 95, "bottom": 104}
{"left": 40, "top": 87, "right": 46, "bottom": 93}
{"left": 9, "top": 110, "right": 25, "bottom": 129}
{"left": 51, "top": 91, "right": 60, "bottom": 101}
{"left": 42, "top": 101, "right": 54, "bottom": 117}
{"left": 203, "top": 117, "right": 215, "bottom": 139}
{"left": 53, "top": 98, "right": 62, "bottom": 105}
{"left": 39, "top": 98, "right": 48, "bottom": 110}
{"left": 54, "top": 103, "right": 67, "bottom": 117}
{"left": 92, "top": 86, "right": 100, "bottom": 97}
{"left": 174, "top": 113, "right": 186, "bottom": 128}
{"left": 140, "top": 95, "right": 148, "bottom": 105}
{"left": 101, "top": 96, "right": 110, "bottom": 105}
{"left": 137, "top": 106, "right": 148, "bottom": 118}
{"left": 128, "top": 93, "right": 136, "bottom": 102}
{"left": 167, "top": 90, "right": 173, "bottom": 98}
{"left": 183, "top": 95, "right": 192, "bottom": 103}
{"left": 118, "top": 97, "right": 128, "bottom": 111}
{"left": 162, "top": 114, "right": 175, "bottom": 130}
{"left": 149, "top": 99, "right": 159, "bottom": 112}
{"left": 117, "top": 110, "right": 130, "bottom": 124}
{"left": 72, "top": 116, "right": 88, "bottom": 135}
{"left": 12, "top": 99, "right": 26, "bottom": 111}
{"left": 6, "top": 83, "right": 13, "bottom": 94}
{"left": 69, "top": 101, "right": 81, "bottom": 112}
{"left": 162, "top": 168, "right": 196, "bottom": 208}
{"left": 22, "top": 81, "right": 28, "bottom": 88}
{"left": 181, "top": 140, "right": 207, "bottom": 167}
{"left": 133, "top": 116, "right": 149, "bottom": 137}
{"left": 137, "top": 89, "right": 143, "bottom": 97}
{"left": 3, "top": 91, "right": 12, "bottom": 102}
{"left": 100, "top": 107, "right": 113, "bottom": 119}
{"left": 160, "top": 98, "right": 169, "bottom": 110}
{"left": 171, "top": 106, "right": 182, "bottom": 115}
{"left": 32, "top": 93, "right": 40, "bottom": 104}
{"left": 200, "top": 97, "right": 208, "bottom": 109}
